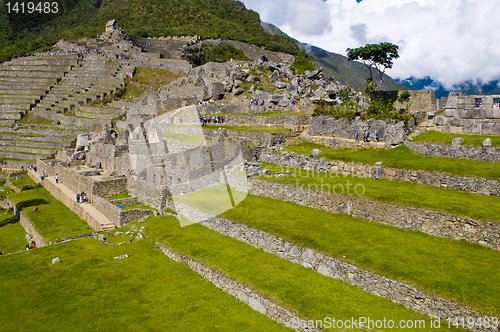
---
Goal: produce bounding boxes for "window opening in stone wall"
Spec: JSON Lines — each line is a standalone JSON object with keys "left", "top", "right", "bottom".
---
{"left": 475, "top": 98, "right": 483, "bottom": 108}
{"left": 493, "top": 98, "right": 500, "bottom": 108}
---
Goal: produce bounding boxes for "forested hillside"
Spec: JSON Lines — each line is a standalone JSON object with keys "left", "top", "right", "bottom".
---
{"left": 0, "top": 0, "right": 299, "bottom": 62}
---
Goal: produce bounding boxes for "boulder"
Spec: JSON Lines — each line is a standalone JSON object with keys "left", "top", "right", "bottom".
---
{"left": 269, "top": 71, "right": 279, "bottom": 83}
{"left": 307, "top": 68, "right": 323, "bottom": 80}
{"left": 451, "top": 137, "right": 463, "bottom": 145}
{"left": 310, "top": 149, "right": 322, "bottom": 157}
{"left": 233, "top": 88, "right": 244, "bottom": 96}
{"left": 275, "top": 81, "right": 286, "bottom": 89}
{"left": 391, "top": 129, "right": 406, "bottom": 145}
{"left": 482, "top": 138, "right": 492, "bottom": 147}
{"left": 258, "top": 169, "right": 271, "bottom": 176}
{"left": 52, "top": 257, "right": 61, "bottom": 264}
{"left": 232, "top": 69, "right": 248, "bottom": 80}
{"left": 255, "top": 55, "right": 268, "bottom": 65}
{"left": 278, "top": 99, "right": 290, "bottom": 107}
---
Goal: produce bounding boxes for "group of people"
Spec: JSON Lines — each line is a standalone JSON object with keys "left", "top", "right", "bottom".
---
{"left": 28, "top": 164, "right": 37, "bottom": 173}
{"left": 199, "top": 115, "right": 224, "bottom": 125}
{"left": 25, "top": 244, "right": 35, "bottom": 250}
{"left": 74, "top": 153, "right": 86, "bottom": 161}
{"left": 355, "top": 131, "right": 379, "bottom": 142}
{"left": 76, "top": 192, "right": 88, "bottom": 204}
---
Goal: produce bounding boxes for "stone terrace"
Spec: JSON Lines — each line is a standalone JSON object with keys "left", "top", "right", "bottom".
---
{"left": 0, "top": 53, "right": 80, "bottom": 111}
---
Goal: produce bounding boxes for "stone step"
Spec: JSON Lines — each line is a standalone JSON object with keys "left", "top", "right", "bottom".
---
{"left": 0, "top": 90, "right": 48, "bottom": 96}
{"left": 0, "top": 112, "right": 22, "bottom": 120}
{"left": 0, "top": 139, "right": 69, "bottom": 149}
{"left": 8, "top": 59, "right": 79, "bottom": 66}
{"left": 0, "top": 145, "right": 57, "bottom": 155}
{"left": 0, "top": 133, "right": 71, "bottom": 143}
{"left": 0, "top": 120, "right": 15, "bottom": 126}
{"left": 0, "top": 70, "right": 66, "bottom": 78}
{"left": 10, "top": 54, "right": 80, "bottom": 61}
{"left": 0, "top": 77, "right": 58, "bottom": 84}
{"left": 0, "top": 98, "right": 38, "bottom": 104}
{"left": 0, "top": 102, "right": 33, "bottom": 110}
{"left": 5, "top": 65, "right": 73, "bottom": 72}
{"left": 0, "top": 151, "right": 50, "bottom": 159}
{"left": 0, "top": 84, "right": 52, "bottom": 91}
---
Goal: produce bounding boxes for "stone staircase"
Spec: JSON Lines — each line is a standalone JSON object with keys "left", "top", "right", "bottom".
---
{"left": 32, "top": 59, "right": 125, "bottom": 114}
{"left": 0, "top": 53, "right": 80, "bottom": 111}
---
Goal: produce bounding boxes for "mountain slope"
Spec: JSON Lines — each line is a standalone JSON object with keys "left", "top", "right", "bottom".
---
{"left": 0, "top": 0, "right": 299, "bottom": 62}
{"left": 262, "top": 22, "right": 407, "bottom": 92}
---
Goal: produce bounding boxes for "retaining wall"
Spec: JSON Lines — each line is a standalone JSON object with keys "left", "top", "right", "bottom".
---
{"left": 406, "top": 141, "right": 500, "bottom": 162}
{"left": 156, "top": 243, "right": 313, "bottom": 332}
{"left": 92, "top": 195, "right": 152, "bottom": 227}
{"left": 260, "top": 149, "right": 500, "bottom": 196}
{"left": 247, "top": 178, "right": 500, "bottom": 250}
{"left": 198, "top": 217, "right": 491, "bottom": 331}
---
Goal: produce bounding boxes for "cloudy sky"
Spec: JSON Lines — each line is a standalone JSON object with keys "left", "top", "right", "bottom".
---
{"left": 240, "top": 0, "right": 499, "bottom": 89}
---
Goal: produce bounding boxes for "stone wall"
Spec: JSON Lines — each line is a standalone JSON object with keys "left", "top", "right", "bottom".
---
{"left": 432, "top": 93, "right": 500, "bottom": 135}
{"left": 260, "top": 149, "right": 500, "bottom": 196}
{"left": 156, "top": 243, "right": 313, "bottom": 332}
{"left": 405, "top": 141, "right": 500, "bottom": 162}
{"left": 93, "top": 177, "right": 128, "bottom": 197}
{"left": 247, "top": 178, "right": 500, "bottom": 250}
{"left": 42, "top": 178, "right": 103, "bottom": 231}
{"left": 92, "top": 195, "right": 153, "bottom": 227}
{"left": 374, "top": 89, "right": 437, "bottom": 114}
{"left": 307, "top": 116, "right": 411, "bottom": 146}
{"left": 110, "top": 197, "right": 138, "bottom": 206}
{"left": 204, "top": 129, "right": 298, "bottom": 146}
{"left": 127, "top": 177, "right": 172, "bottom": 210}
{"left": 199, "top": 217, "right": 491, "bottom": 331}
{"left": 18, "top": 210, "right": 46, "bottom": 247}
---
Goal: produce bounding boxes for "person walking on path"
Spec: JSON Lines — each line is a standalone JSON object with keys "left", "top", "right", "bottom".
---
{"left": 55, "top": 174, "right": 59, "bottom": 184}
{"left": 76, "top": 193, "right": 80, "bottom": 204}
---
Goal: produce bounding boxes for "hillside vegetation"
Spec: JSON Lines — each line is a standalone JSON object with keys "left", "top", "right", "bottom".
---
{"left": 0, "top": 0, "right": 300, "bottom": 62}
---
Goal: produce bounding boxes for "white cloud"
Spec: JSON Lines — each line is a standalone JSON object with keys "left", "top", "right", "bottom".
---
{"left": 241, "top": 0, "right": 500, "bottom": 89}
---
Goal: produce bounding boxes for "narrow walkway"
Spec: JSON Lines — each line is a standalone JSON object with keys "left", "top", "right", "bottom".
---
{"left": 28, "top": 170, "right": 115, "bottom": 231}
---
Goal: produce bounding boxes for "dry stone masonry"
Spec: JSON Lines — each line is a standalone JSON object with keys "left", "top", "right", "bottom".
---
{"left": 156, "top": 243, "right": 315, "bottom": 332}
{"left": 247, "top": 178, "right": 500, "bottom": 250}
{"left": 260, "top": 147, "right": 500, "bottom": 196}
{"left": 198, "top": 217, "right": 495, "bottom": 331}
{"left": 406, "top": 141, "right": 500, "bottom": 162}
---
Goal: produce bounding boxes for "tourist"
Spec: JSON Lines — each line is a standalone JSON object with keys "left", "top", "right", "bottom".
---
{"left": 25, "top": 245, "right": 30, "bottom": 250}
{"left": 55, "top": 174, "right": 59, "bottom": 184}
{"left": 76, "top": 193, "right": 80, "bottom": 204}
{"left": 374, "top": 131, "right": 378, "bottom": 142}
{"left": 356, "top": 131, "right": 359, "bottom": 141}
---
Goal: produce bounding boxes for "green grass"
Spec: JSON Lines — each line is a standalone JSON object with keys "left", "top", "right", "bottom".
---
{"left": 121, "top": 203, "right": 156, "bottom": 211}
{"left": 108, "top": 192, "right": 131, "bottom": 200}
{"left": 144, "top": 215, "right": 458, "bottom": 331}
{"left": 9, "top": 174, "right": 37, "bottom": 190}
{"left": 162, "top": 131, "right": 203, "bottom": 145}
{"left": 0, "top": 209, "right": 27, "bottom": 254}
{"left": 285, "top": 141, "right": 500, "bottom": 180}
{"left": 17, "top": 114, "right": 53, "bottom": 125}
{"left": 8, "top": 188, "right": 93, "bottom": 242}
{"left": 258, "top": 162, "right": 500, "bottom": 223}
{"left": 205, "top": 125, "right": 292, "bottom": 134}
{"left": 412, "top": 130, "right": 500, "bottom": 147}
{"left": 131, "top": 67, "right": 182, "bottom": 90}
{"left": 175, "top": 189, "right": 500, "bottom": 317}
{"left": 0, "top": 238, "right": 289, "bottom": 332}
{"left": 122, "top": 83, "right": 145, "bottom": 101}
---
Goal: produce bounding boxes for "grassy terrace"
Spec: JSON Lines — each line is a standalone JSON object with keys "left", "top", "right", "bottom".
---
{"left": 145, "top": 215, "right": 455, "bottom": 331}
{"left": 9, "top": 188, "right": 93, "bottom": 242}
{"left": 0, "top": 238, "right": 288, "bottom": 332}
{"left": 285, "top": 141, "right": 500, "bottom": 180}
{"left": 0, "top": 209, "right": 27, "bottom": 254}
{"left": 259, "top": 162, "right": 500, "bottom": 223}
{"left": 162, "top": 131, "right": 203, "bottom": 145}
{"left": 121, "top": 203, "right": 156, "bottom": 211}
{"left": 9, "top": 174, "right": 37, "bottom": 189}
{"left": 108, "top": 192, "right": 131, "bottom": 200}
{"left": 174, "top": 187, "right": 500, "bottom": 317}
{"left": 412, "top": 130, "right": 500, "bottom": 147}
{"left": 204, "top": 125, "right": 292, "bottom": 134}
